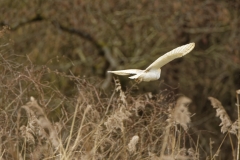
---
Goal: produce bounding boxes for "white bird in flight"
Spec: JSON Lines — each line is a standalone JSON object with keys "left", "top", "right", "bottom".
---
{"left": 108, "top": 43, "right": 195, "bottom": 82}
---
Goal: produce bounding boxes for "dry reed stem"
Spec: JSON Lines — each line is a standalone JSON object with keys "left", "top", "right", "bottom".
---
{"left": 63, "top": 96, "right": 84, "bottom": 159}
{"left": 19, "top": 126, "right": 35, "bottom": 145}
{"left": 114, "top": 78, "right": 127, "bottom": 106}
{"left": 104, "top": 78, "right": 131, "bottom": 133}
{"left": 21, "top": 97, "right": 59, "bottom": 148}
{"left": 161, "top": 96, "right": 192, "bottom": 159}
{"left": 209, "top": 138, "right": 214, "bottom": 159}
{"left": 104, "top": 107, "right": 131, "bottom": 132}
{"left": 69, "top": 104, "right": 91, "bottom": 153}
{"left": 158, "top": 147, "right": 198, "bottom": 160}
{"left": 236, "top": 89, "right": 240, "bottom": 160}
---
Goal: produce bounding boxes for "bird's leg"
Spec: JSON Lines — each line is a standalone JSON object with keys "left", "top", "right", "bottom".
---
{"left": 135, "top": 78, "right": 142, "bottom": 84}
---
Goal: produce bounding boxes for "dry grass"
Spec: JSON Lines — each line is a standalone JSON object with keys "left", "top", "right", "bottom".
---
{"left": 0, "top": 28, "right": 239, "bottom": 160}
{"left": 208, "top": 96, "right": 239, "bottom": 160}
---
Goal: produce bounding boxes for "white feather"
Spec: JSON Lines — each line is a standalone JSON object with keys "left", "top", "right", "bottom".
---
{"left": 107, "top": 69, "right": 143, "bottom": 75}
{"left": 145, "top": 43, "right": 195, "bottom": 71}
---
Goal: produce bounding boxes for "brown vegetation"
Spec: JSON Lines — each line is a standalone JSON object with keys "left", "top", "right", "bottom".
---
{"left": 1, "top": 1, "right": 240, "bottom": 159}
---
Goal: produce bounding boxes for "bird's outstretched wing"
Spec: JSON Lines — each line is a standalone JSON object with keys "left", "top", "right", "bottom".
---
{"left": 108, "top": 69, "right": 144, "bottom": 76}
{"left": 145, "top": 43, "right": 195, "bottom": 70}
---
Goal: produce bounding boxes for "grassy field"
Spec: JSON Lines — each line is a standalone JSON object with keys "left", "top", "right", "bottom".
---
{"left": 1, "top": 28, "right": 240, "bottom": 159}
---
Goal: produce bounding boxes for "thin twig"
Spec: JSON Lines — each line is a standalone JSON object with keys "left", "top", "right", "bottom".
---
{"left": 236, "top": 89, "right": 240, "bottom": 160}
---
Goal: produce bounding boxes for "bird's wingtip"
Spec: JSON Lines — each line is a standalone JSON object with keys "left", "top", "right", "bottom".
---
{"left": 189, "top": 42, "right": 195, "bottom": 47}
{"left": 179, "top": 42, "right": 195, "bottom": 56}
{"left": 184, "top": 42, "right": 195, "bottom": 52}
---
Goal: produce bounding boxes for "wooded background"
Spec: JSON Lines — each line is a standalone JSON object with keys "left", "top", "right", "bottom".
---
{"left": 1, "top": 0, "right": 240, "bottom": 159}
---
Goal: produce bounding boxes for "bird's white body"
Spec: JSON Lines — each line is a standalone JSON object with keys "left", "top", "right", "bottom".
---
{"left": 128, "top": 69, "right": 161, "bottom": 82}
{"left": 108, "top": 43, "right": 195, "bottom": 82}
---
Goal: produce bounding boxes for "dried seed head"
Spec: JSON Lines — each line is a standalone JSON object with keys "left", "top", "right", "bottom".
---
{"left": 208, "top": 97, "right": 233, "bottom": 134}
{"left": 128, "top": 135, "right": 139, "bottom": 154}
{"left": 236, "top": 90, "right": 240, "bottom": 94}
{"left": 171, "top": 96, "right": 192, "bottom": 131}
